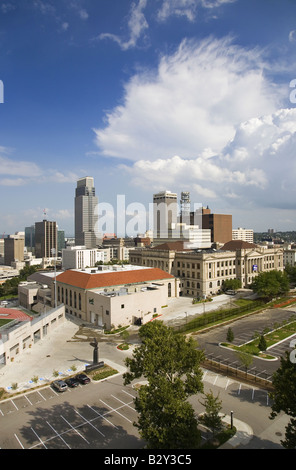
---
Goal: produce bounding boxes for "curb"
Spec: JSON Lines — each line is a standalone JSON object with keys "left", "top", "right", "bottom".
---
{"left": 219, "top": 416, "right": 253, "bottom": 449}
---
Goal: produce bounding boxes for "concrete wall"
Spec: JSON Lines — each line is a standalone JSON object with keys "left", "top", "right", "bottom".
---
{"left": 0, "top": 305, "right": 65, "bottom": 364}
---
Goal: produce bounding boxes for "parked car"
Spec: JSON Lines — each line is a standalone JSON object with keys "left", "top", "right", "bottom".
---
{"left": 52, "top": 380, "right": 68, "bottom": 392}
{"left": 65, "top": 377, "right": 79, "bottom": 388}
{"left": 75, "top": 373, "right": 90, "bottom": 384}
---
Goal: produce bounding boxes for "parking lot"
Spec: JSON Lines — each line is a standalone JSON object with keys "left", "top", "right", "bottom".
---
{"left": 195, "top": 307, "right": 296, "bottom": 378}
{"left": 0, "top": 377, "right": 144, "bottom": 449}
{"left": 0, "top": 361, "right": 275, "bottom": 450}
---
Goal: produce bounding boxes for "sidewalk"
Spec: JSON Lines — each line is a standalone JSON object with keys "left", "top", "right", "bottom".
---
{"left": 219, "top": 416, "right": 253, "bottom": 449}
{"left": 0, "top": 318, "right": 129, "bottom": 392}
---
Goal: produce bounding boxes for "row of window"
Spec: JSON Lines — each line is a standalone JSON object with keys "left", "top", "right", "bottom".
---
{"left": 57, "top": 286, "right": 82, "bottom": 310}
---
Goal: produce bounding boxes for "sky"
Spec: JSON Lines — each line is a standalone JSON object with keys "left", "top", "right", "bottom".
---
{"left": 0, "top": 0, "right": 296, "bottom": 237}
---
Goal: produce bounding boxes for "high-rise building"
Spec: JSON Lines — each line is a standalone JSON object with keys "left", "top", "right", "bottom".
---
{"left": 25, "top": 225, "right": 35, "bottom": 252}
{"left": 75, "top": 177, "right": 99, "bottom": 249}
{"left": 153, "top": 190, "right": 178, "bottom": 239}
{"left": 232, "top": 227, "right": 254, "bottom": 243}
{"left": 201, "top": 207, "right": 232, "bottom": 244}
{"left": 35, "top": 220, "right": 57, "bottom": 258}
{"left": 4, "top": 232, "right": 25, "bottom": 266}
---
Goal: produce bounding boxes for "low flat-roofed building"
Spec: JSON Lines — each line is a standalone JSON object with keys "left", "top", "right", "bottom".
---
{"left": 55, "top": 265, "right": 178, "bottom": 329}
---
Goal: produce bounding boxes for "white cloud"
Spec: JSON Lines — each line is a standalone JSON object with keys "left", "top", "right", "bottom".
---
{"left": 289, "top": 30, "right": 296, "bottom": 42}
{"left": 157, "top": 0, "right": 198, "bottom": 22}
{"left": 94, "top": 36, "right": 283, "bottom": 162}
{"left": 0, "top": 155, "right": 42, "bottom": 178}
{"left": 120, "top": 108, "right": 296, "bottom": 212}
{"left": 98, "top": 0, "right": 148, "bottom": 51}
{"left": 156, "top": 0, "right": 236, "bottom": 22}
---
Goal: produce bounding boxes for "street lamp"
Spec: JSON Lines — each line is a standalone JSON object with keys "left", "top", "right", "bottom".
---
{"left": 51, "top": 248, "right": 57, "bottom": 308}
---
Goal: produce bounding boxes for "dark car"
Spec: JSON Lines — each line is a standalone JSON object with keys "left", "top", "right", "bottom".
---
{"left": 65, "top": 377, "right": 79, "bottom": 388}
{"left": 75, "top": 373, "right": 90, "bottom": 384}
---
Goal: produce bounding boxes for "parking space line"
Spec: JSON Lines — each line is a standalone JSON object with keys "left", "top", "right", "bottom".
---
{"left": 122, "top": 389, "right": 136, "bottom": 399}
{"left": 14, "top": 433, "right": 25, "bottom": 449}
{"left": 100, "top": 399, "right": 133, "bottom": 424}
{"left": 31, "top": 427, "right": 47, "bottom": 449}
{"left": 37, "top": 390, "right": 47, "bottom": 401}
{"left": 25, "top": 395, "right": 33, "bottom": 406}
{"left": 75, "top": 409, "right": 105, "bottom": 437}
{"left": 87, "top": 404, "right": 118, "bottom": 429}
{"left": 111, "top": 395, "right": 135, "bottom": 412}
{"left": 46, "top": 420, "right": 71, "bottom": 449}
{"left": 61, "top": 415, "right": 90, "bottom": 444}
{"left": 11, "top": 400, "right": 18, "bottom": 411}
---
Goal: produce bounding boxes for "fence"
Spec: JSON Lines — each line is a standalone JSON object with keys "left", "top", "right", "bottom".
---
{"left": 202, "top": 355, "right": 274, "bottom": 391}
{"left": 174, "top": 300, "right": 265, "bottom": 334}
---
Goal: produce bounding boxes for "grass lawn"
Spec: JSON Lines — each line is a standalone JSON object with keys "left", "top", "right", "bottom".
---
{"left": 222, "top": 319, "right": 296, "bottom": 359}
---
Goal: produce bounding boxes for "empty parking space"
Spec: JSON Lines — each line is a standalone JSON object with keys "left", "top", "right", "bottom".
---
{"left": 202, "top": 367, "right": 271, "bottom": 407}
{"left": 1, "top": 386, "right": 141, "bottom": 449}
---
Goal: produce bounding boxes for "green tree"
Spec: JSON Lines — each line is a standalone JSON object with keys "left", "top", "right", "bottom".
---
{"left": 258, "top": 334, "right": 267, "bottom": 352}
{"left": 222, "top": 279, "right": 241, "bottom": 292}
{"left": 123, "top": 321, "right": 204, "bottom": 449}
{"left": 270, "top": 352, "right": 296, "bottom": 448}
{"left": 200, "top": 390, "right": 224, "bottom": 437}
{"left": 236, "top": 350, "right": 253, "bottom": 374}
{"left": 251, "top": 270, "right": 289, "bottom": 301}
{"left": 226, "top": 327, "right": 234, "bottom": 343}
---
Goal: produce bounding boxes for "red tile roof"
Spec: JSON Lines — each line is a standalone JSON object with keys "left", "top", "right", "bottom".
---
{"left": 221, "top": 240, "right": 257, "bottom": 250}
{"left": 56, "top": 268, "right": 174, "bottom": 290}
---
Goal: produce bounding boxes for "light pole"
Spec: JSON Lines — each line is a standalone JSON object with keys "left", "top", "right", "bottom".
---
{"left": 51, "top": 248, "right": 57, "bottom": 308}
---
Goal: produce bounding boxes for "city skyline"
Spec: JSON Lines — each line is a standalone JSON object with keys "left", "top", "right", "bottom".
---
{"left": 1, "top": 1, "right": 296, "bottom": 236}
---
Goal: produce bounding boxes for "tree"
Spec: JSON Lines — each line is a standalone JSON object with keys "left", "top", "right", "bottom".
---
{"left": 200, "top": 390, "right": 224, "bottom": 437}
{"left": 251, "top": 270, "right": 289, "bottom": 301}
{"left": 270, "top": 352, "right": 296, "bottom": 448}
{"left": 123, "top": 320, "right": 204, "bottom": 449}
{"left": 258, "top": 334, "right": 267, "bottom": 352}
{"left": 236, "top": 350, "right": 253, "bottom": 374}
{"left": 226, "top": 327, "right": 234, "bottom": 343}
{"left": 222, "top": 279, "right": 241, "bottom": 292}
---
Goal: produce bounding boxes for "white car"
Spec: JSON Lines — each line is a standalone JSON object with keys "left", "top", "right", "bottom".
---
{"left": 52, "top": 380, "right": 68, "bottom": 392}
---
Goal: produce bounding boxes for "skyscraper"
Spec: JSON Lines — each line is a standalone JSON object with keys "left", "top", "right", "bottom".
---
{"left": 153, "top": 190, "right": 178, "bottom": 239}
{"left": 75, "top": 177, "right": 99, "bottom": 249}
{"left": 35, "top": 220, "right": 57, "bottom": 258}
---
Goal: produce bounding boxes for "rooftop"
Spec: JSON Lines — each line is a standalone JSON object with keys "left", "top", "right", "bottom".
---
{"left": 221, "top": 240, "right": 257, "bottom": 251}
{"left": 56, "top": 266, "right": 174, "bottom": 290}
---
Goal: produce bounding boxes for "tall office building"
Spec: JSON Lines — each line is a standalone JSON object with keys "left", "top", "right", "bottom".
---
{"left": 201, "top": 207, "right": 232, "bottom": 244}
{"left": 75, "top": 177, "right": 99, "bottom": 249}
{"left": 4, "top": 232, "right": 25, "bottom": 266}
{"left": 153, "top": 190, "right": 178, "bottom": 238}
{"left": 35, "top": 220, "right": 57, "bottom": 258}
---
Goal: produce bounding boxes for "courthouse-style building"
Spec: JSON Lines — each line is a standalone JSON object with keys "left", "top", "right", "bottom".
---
{"left": 130, "top": 240, "right": 284, "bottom": 298}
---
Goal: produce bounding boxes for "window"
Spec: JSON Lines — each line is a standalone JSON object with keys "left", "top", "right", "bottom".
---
{"left": 121, "top": 304, "right": 125, "bottom": 309}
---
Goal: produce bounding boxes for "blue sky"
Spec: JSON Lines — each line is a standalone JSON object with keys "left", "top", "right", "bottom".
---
{"left": 0, "top": 0, "right": 296, "bottom": 237}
